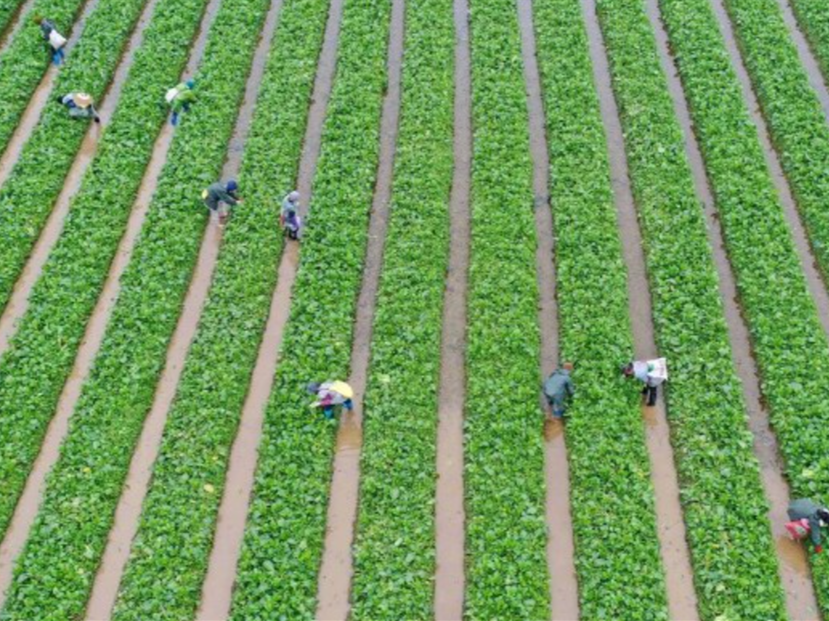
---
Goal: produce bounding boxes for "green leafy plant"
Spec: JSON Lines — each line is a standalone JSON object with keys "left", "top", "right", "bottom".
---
{"left": 788, "top": 0, "right": 829, "bottom": 81}
{"left": 349, "top": 0, "right": 453, "bottom": 617}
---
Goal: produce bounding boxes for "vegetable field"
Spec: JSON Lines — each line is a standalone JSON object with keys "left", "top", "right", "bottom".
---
{"left": 4, "top": 0, "right": 829, "bottom": 617}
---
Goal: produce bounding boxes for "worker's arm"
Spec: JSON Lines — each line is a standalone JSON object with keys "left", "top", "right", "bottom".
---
{"left": 216, "top": 188, "right": 238, "bottom": 206}
{"left": 810, "top": 515, "right": 822, "bottom": 547}
{"left": 565, "top": 376, "right": 575, "bottom": 397}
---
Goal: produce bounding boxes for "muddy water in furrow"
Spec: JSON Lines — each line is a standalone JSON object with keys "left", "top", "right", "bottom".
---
{"left": 432, "top": 0, "right": 469, "bottom": 618}
{"left": 645, "top": 1, "right": 819, "bottom": 617}
{"left": 581, "top": 0, "right": 700, "bottom": 618}
{"left": 515, "top": 1, "right": 579, "bottom": 619}
{"left": 313, "top": 1, "right": 403, "bottom": 619}
{"left": 0, "top": 0, "right": 100, "bottom": 187}
{"left": 707, "top": 0, "right": 829, "bottom": 339}
{"left": 81, "top": 0, "right": 278, "bottom": 617}
{"left": 0, "top": 0, "right": 160, "bottom": 359}
{"left": 195, "top": 0, "right": 345, "bottom": 617}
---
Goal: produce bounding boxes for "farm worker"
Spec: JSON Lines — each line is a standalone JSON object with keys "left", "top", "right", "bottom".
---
{"left": 307, "top": 381, "right": 354, "bottom": 420}
{"left": 166, "top": 80, "right": 195, "bottom": 126}
{"left": 542, "top": 362, "right": 575, "bottom": 419}
{"left": 787, "top": 498, "right": 829, "bottom": 553}
{"left": 56, "top": 92, "right": 100, "bottom": 123}
{"left": 622, "top": 357, "right": 667, "bottom": 407}
{"left": 280, "top": 190, "right": 301, "bottom": 240}
{"left": 35, "top": 16, "right": 67, "bottom": 65}
{"left": 202, "top": 180, "right": 242, "bottom": 226}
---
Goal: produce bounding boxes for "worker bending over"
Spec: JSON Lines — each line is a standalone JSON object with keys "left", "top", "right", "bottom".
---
{"left": 280, "top": 190, "right": 302, "bottom": 240}
{"left": 166, "top": 80, "right": 195, "bottom": 126}
{"left": 787, "top": 498, "right": 829, "bottom": 554}
{"left": 56, "top": 92, "right": 100, "bottom": 123}
{"left": 36, "top": 16, "right": 66, "bottom": 65}
{"left": 307, "top": 381, "right": 354, "bottom": 420}
{"left": 622, "top": 358, "right": 667, "bottom": 407}
{"left": 543, "top": 362, "right": 575, "bottom": 419}
{"left": 202, "top": 180, "right": 242, "bottom": 226}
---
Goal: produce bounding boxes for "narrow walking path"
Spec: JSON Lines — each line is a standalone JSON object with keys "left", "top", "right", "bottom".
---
{"left": 81, "top": 1, "right": 282, "bottom": 616}
{"left": 0, "top": 0, "right": 159, "bottom": 358}
{"left": 582, "top": 0, "right": 699, "bottom": 618}
{"left": 646, "top": 0, "right": 818, "bottom": 616}
{"left": 707, "top": 0, "right": 829, "bottom": 338}
{"left": 195, "top": 0, "right": 345, "bottom": 615}
{"left": 515, "top": 1, "right": 578, "bottom": 619}
{"left": 433, "top": 0, "right": 470, "bottom": 617}
{"left": 313, "top": 0, "right": 403, "bottom": 617}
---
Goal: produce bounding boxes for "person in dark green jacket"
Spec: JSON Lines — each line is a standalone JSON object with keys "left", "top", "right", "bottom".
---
{"left": 543, "top": 362, "right": 574, "bottom": 419}
{"left": 788, "top": 498, "right": 829, "bottom": 553}
{"left": 202, "top": 180, "right": 242, "bottom": 226}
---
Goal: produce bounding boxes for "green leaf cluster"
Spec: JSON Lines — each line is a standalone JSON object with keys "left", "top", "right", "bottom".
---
{"left": 349, "top": 0, "right": 453, "bottom": 617}
{"left": 106, "top": 0, "right": 329, "bottom": 617}
{"left": 596, "top": 0, "right": 796, "bottom": 617}
{"left": 534, "top": 0, "right": 671, "bottom": 617}
{"left": 463, "top": 0, "right": 548, "bottom": 617}
{"left": 788, "top": 0, "right": 829, "bottom": 82}
{"left": 0, "top": 0, "right": 151, "bottom": 307}
{"left": 229, "top": 0, "right": 392, "bottom": 617}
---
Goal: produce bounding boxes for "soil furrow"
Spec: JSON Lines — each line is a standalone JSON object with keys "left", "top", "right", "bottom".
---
{"left": 515, "top": 1, "right": 578, "bottom": 619}
{"left": 706, "top": 0, "right": 829, "bottom": 338}
{"left": 194, "top": 0, "right": 345, "bottom": 616}
{"left": 581, "top": 0, "right": 699, "bottom": 618}
{"left": 0, "top": 0, "right": 158, "bottom": 359}
{"left": 646, "top": 0, "right": 818, "bottom": 616}
{"left": 432, "top": 0, "right": 470, "bottom": 617}
{"left": 0, "top": 0, "right": 98, "bottom": 187}
{"left": 313, "top": 0, "right": 403, "bottom": 617}
{"left": 81, "top": 0, "right": 282, "bottom": 616}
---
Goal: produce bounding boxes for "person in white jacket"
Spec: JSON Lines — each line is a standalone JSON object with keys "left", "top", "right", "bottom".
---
{"left": 622, "top": 358, "right": 666, "bottom": 406}
{"left": 35, "top": 16, "right": 67, "bottom": 65}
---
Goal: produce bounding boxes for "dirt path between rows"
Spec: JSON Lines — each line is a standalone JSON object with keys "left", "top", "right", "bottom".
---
{"left": 313, "top": 1, "right": 404, "bottom": 618}
{"left": 515, "top": 1, "right": 579, "bottom": 619}
{"left": 194, "top": 0, "right": 346, "bottom": 616}
{"left": 432, "top": 0, "right": 470, "bottom": 617}
{"left": 707, "top": 0, "right": 829, "bottom": 341}
{"left": 80, "top": 0, "right": 282, "bottom": 616}
{"left": 581, "top": 0, "right": 699, "bottom": 618}
{"left": 0, "top": 0, "right": 99, "bottom": 188}
{"left": 645, "top": 2, "right": 820, "bottom": 616}
{"left": 0, "top": 0, "right": 170, "bottom": 606}
{"left": 0, "top": 0, "right": 161, "bottom": 360}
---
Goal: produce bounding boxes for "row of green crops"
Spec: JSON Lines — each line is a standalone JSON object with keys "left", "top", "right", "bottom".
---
{"left": 0, "top": 0, "right": 270, "bottom": 616}
{"left": 656, "top": 0, "right": 829, "bottom": 610}
{"left": 0, "top": 0, "right": 206, "bottom": 545}
{"left": 348, "top": 0, "right": 453, "bottom": 616}
{"left": 109, "top": 0, "right": 329, "bottom": 617}
{"left": 715, "top": 0, "right": 829, "bottom": 287}
{"left": 0, "top": 0, "right": 31, "bottom": 51}
{"left": 0, "top": 0, "right": 88, "bottom": 156}
{"left": 596, "top": 0, "right": 792, "bottom": 617}
{"left": 464, "top": 0, "right": 548, "bottom": 617}
{"left": 0, "top": 0, "right": 150, "bottom": 310}
{"left": 789, "top": 0, "right": 829, "bottom": 80}
{"left": 533, "top": 0, "right": 672, "bottom": 617}
{"left": 229, "top": 0, "right": 391, "bottom": 617}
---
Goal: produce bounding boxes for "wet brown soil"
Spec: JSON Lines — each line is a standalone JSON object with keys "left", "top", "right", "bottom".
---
{"left": 314, "top": 1, "right": 404, "bottom": 618}
{"left": 82, "top": 0, "right": 278, "bottom": 616}
{"left": 0, "top": 0, "right": 159, "bottom": 359}
{"left": 195, "top": 0, "right": 346, "bottom": 616}
{"left": 708, "top": 0, "right": 829, "bottom": 339}
{"left": 432, "top": 0, "right": 470, "bottom": 617}
{"left": 646, "top": 0, "right": 819, "bottom": 616}
{"left": 515, "top": 0, "right": 579, "bottom": 619}
{"left": 581, "top": 0, "right": 700, "bottom": 618}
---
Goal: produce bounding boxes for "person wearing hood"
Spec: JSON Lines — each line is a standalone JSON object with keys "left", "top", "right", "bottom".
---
{"left": 166, "top": 79, "right": 196, "bottom": 126}
{"left": 202, "top": 180, "right": 242, "bottom": 226}
{"left": 280, "top": 190, "right": 301, "bottom": 240}
{"left": 622, "top": 358, "right": 667, "bottom": 407}
{"left": 543, "top": 362, "right": 575, "bottom": 419}
{"left": 787, "top": 498, "right": 829, "bottom": 553}
{"left": 307, "top": 381, "right": 354, "bottom": 420}
{"left": 56, "top": 92, "right": 100, "bottom": 123}
{"left": 35, "top": 16, "right": 67, "bottom": 65}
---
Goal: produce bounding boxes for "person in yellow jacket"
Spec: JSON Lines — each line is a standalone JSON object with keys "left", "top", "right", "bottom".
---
{"left": 307, "top": 380, "right": 354, "bottom": 420}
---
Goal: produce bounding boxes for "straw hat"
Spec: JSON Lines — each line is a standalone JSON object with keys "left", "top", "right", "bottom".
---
{"left": 330, "top": 381, "right": 354, "bottom": 399}
{"left": 74, "top": 93, "right": 93, "bottom": 108}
